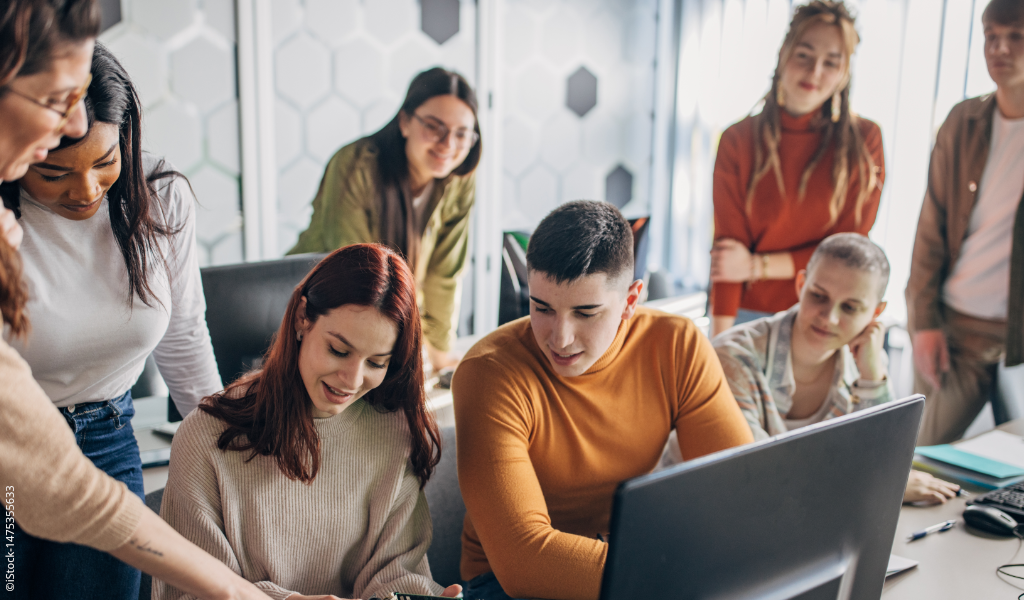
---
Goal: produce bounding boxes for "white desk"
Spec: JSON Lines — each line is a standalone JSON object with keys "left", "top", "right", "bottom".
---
{"left": 883, "top": 420, "right": 1024, "bottom": 598}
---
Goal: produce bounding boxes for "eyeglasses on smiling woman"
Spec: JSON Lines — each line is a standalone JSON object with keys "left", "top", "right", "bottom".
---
{"left": 3, "top": 72, "right": 92, "bottom": 131}
{"left": 412, "top": 112, "right": 479, "bottom": 150}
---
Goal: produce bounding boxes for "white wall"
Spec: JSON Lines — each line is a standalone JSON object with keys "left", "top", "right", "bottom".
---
{"left": 101, "top": 0, "right": 244, "bottom": 267}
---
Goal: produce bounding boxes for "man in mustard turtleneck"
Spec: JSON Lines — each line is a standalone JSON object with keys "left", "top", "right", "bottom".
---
{"left": 453, "top": 201, "right": 753, "bottom": 600}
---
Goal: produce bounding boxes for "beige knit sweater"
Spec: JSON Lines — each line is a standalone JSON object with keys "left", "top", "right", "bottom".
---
{"left": 0, "top": 338, "right": 143, "bottom": 551}
{"left": 154, "top": 399, "right": 443, "bottom": 600}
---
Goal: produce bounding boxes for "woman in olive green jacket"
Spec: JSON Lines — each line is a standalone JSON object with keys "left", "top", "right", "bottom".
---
{"left": 290, "top": 67, "right": 481, "bottom": 370}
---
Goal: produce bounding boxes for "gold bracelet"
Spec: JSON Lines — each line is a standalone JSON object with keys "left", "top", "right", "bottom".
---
{"left": 760, "top": 253, "right": 770, "bottom": 280}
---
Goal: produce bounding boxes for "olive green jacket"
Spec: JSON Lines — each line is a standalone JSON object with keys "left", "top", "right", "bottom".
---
{"left": 289, "top": 138, "right": 476, "bottom": 352}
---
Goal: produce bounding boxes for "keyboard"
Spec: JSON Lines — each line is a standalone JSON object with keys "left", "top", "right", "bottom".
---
{"left": 971, "top": 481, "right": 1024, "bottom": 520}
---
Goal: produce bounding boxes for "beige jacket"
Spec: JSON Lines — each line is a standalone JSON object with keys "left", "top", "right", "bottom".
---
{"left": 906, "top": 94, "right": 999, "bottom": 332}
{"left": 289, "top": 139, "right": 476, "bottom": 352}
{"left": 0, "top": 338, "right": 143, "bottom": 551}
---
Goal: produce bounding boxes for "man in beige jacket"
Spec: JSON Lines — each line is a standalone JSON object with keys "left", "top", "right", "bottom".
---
{"left": 907, "top": 0, "right": 1024, "bottom": 444}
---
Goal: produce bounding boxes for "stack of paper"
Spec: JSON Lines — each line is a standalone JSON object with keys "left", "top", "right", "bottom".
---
{"left": 914, "top": 430, "right": 1024, "bottom": 490}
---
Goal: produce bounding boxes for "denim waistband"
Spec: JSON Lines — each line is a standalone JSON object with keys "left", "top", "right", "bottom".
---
{"left": 60, "top": 390, "right": 134, "bottom": 433}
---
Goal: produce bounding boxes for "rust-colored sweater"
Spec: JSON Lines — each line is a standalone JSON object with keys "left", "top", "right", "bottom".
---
{"left": 711, "top": 111, "right": 885, "bottom": 316}
{"left": 452, "top": 308, "right": 753, "bottom": 600}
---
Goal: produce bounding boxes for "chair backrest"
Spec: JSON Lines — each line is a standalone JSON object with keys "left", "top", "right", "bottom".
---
{"left": 138, "top": 488, "right": 166, "bottom": 600}
{"left": 201, "top": 253, "right": 326, "bottom": 386}
{"left": 423, "top": 426, "right": 466, "bottom": 587}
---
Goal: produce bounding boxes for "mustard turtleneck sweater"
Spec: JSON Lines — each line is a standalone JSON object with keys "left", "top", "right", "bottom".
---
{"left": 452, "top": 307, "right": 752, "bottom": 600}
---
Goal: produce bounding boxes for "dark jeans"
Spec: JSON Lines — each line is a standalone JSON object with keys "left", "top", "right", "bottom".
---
{"left": 9, "top": 391, "right": 144, "bottom": 600}
{"left": 461, "top": 572, "right": 526, "bottom": 600}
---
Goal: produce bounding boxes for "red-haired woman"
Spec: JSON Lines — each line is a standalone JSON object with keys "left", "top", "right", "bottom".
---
{"left": 154, "top": 244, "right": 461, "bottom": 600}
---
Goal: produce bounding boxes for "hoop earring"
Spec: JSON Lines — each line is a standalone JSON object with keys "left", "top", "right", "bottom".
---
{"left": 831, "top": 90, "right": 841, "bottom": 123}
{"left": 296, "top": 331, "right": 303, "bottom": 342}
{"left": 776, "top": 86, "right": 786, "bottom": 108}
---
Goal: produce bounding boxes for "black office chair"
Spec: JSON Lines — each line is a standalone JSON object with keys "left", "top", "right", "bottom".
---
{"left": 138, "top": 488, "right": 166, "bottom": 600}
{"left": 423, "top": 426, "right": 466, "bottom": 587}
{"left": 165, "top": 253, "right": 327, "bottom": 421}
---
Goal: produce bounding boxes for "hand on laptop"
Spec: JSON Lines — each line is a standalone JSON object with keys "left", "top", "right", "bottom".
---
{"left": 903, "top": 470, "right": 960, "bottom": 505}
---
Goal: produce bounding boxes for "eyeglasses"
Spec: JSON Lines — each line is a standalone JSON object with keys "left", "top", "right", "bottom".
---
{"left": 412, "top": 113, "right": 479, "bottom": 150}
{"left": 4, "top": 72, "right": 92, "bottom": 131}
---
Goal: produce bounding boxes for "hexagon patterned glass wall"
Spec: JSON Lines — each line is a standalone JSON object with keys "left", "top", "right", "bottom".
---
{"left": 499, "top": 0, "right": 658, "bottom": 231}
{"left": 566, "top": 66, "right": 597, "bottom": 118}
{"left": 270, "top": 0, "right": 477, "bottom": 255}
{"left": 101, "top": 0, "right": 243, "bottom": 267}
{"left": 98, "top": 0, "right": 122, "bottom": 32}
{"left": 605, "top": 164, "right": 633, "bottom": 209}
{"left": 422, "top": 0, "right": 460, "bottom": 45}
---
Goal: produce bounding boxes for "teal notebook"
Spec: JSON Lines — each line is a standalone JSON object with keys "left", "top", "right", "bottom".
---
{"left": 916, "top": 444, "right": 1024, "bottom": 479}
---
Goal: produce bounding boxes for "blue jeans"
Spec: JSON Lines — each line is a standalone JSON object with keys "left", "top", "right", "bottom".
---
{"left": 734, "top": 308, "right": 772, "bottom": 326}
{"left": 461, "top": 572, "right": 526, "bottom": 600}
{"left": 9, "top": 391, "right": 144, "bottom": 600}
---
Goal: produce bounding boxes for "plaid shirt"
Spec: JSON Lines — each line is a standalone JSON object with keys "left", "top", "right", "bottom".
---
{"left": 712, "top": 306, "right": 893, "bottom": 441}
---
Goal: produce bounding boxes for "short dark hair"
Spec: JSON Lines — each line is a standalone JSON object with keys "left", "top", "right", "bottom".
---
{"left": 983, "top": 0, "right": 1024, "bottom": 27}
{"left": 806, "top": 233, "right": 890, "bottom": 298}
{"left": 526, "top": 200, "right": 634, "bottom": 284}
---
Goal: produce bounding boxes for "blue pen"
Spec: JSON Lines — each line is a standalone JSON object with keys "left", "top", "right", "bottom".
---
{"left": 907, "top": 519, "right": 957, "bottom": 542}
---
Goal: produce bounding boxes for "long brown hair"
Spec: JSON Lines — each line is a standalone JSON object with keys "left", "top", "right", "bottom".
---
{"left": 0, "top": 241, "right": 29, "bottom": 338}
{"left": 200, "top": 244, "right": 441, "bottom": 486}
{"left": 747, "top": 0, "right": 879, "bottom": 228}
{"left": 0, "top": 0, "right": 100, "bottom": 337}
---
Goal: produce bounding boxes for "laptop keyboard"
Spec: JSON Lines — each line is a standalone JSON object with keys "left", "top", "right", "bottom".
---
{"left": 975, "top": 482, "right": 1024, "bottom": 516}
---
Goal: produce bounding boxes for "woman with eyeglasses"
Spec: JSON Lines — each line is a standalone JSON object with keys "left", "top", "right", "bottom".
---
{"left": 290, "top": 67, "right": 482, "bottom": 372}
{"left": 1, "top": 39, "right": 224, "bottom": 599}
{"left": 708, "top": 1, "right": 885, "bottom": 337}
{"left": 0, "top": 2, "right": 271, "bottom": 600}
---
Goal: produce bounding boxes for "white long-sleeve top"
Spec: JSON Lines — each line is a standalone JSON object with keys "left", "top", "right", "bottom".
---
{"left": 6, "top": 154, "right": 222, "bottom": 416}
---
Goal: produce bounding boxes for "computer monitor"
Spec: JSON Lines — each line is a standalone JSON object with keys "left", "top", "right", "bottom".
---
{"left": 600, "top": 395, "right": 924, "bottom": 600}
{"left": 201, "top": 253, "right": 326, "bottom": 384}
{"left": 165, "top": 253, "right": 326, "bottom": 421}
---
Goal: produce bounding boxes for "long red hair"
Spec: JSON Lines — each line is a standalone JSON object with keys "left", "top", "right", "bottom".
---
{"left": 200, "top": 243, "right": 441, "bottom": 486}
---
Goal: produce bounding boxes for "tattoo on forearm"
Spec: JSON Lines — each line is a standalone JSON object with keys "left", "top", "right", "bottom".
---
{"left": 128, "top": 537, "right": 164, "bottom": 558}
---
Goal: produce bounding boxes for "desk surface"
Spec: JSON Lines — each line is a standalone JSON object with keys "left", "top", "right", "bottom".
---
{"left": 883, "top": 420, "right": 1024, "bottom": 598}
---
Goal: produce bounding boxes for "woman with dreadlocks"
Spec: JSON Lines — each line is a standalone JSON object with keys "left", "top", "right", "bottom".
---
{"left": 709, "top": 0, "right": 885, "bottom": 337}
